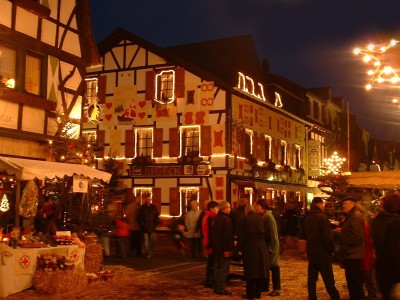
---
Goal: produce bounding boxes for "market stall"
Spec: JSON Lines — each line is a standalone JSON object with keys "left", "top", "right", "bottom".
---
{"left": 347, "top": 170, "right": 400, "bottom": 189}
{"left": 0, "top": 244, "right": 85, "bottom": 298}
{"left": 0, "top": 156, "right": 111, "bottom": 297}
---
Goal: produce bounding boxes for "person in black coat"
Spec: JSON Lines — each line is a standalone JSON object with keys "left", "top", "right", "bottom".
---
{"left": 137, "top": 194, "right": 159, "bottom": 259}
{"left": 210, "top": 200, "right": 235, "bottom": 296}
{"left": 371, "top": 192, "right": 400, "bottom": 300}
{"left": 303, "top": 197, "right": 340, "bottom": 300}
{"left": 237, "top": 204, "right": 269, "bottom": 300}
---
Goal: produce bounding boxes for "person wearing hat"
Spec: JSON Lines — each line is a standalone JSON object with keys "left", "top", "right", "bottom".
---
{"left": 337, "top": 196, "right": 365, "bottom": 300}
{"left": 303, "top": 197, "right": 340, "bottom": 300}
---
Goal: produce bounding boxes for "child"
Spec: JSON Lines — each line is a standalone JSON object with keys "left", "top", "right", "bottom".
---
{"left": 172, "top": 224, "right": 187, "bottom": 257}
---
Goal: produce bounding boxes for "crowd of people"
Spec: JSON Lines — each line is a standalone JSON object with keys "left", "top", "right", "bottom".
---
{"left": 101, "top": 190, "right": 400, "bottom": 300}
{"left": 301, "top": 192, "right": 400, "bottom": 300}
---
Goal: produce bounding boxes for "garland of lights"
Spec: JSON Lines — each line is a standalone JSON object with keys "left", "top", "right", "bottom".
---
{"left": 353, "top": 39, "right": 400, "bottom": 90}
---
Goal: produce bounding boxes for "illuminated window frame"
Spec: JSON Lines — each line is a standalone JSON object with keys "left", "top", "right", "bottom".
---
{"left": 280, "top": 140, "right": 287, "bottom": 165}
{"left": 244, "top": 187, "right": 254, "bottom": 205}
{"left": 154, "top": 70, "right": 175, "bottom": 104}
{"left": 180, "top": 187, "right": 199, "bottom": 215}
{"left": 179, "top": 125, "right": 201, "bottom": 157}
{"left": 245, "top": 128, "right": 254, "bottom": 158}
{"left": 82, "top": 130, "right": 97, "bottom": 143}
{"left": 295, "top": 144, "right": 301, "bottom": 168}
{"left": 134, "top": 128, "right": 154, "bottom": 158}
{"left": 264, "top": 135, "right": 272, "bottom": 161}
{"left": 134, "top": 188, "right": 153, "bottom": 204}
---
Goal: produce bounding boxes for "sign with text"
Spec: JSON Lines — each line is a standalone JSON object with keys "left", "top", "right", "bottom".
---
{"left": 129, "top": 164, "right": 211, "bottom": 177}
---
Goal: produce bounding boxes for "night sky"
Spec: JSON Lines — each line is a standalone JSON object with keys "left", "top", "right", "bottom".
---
{"left": 90, "top": 0, "right": 400, "bottom": 142}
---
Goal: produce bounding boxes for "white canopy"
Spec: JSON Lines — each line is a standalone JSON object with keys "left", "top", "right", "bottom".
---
{"left": 347, "top": 170, "right": 400, "bottom": 189}
{"left": 0, "top": 156, "right": 111, "bottom": 183}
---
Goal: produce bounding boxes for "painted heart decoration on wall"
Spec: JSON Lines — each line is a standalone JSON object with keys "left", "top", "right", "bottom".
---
{"left": 105, "top": 114, "right": 112, "bottom": 121}
{"left": 105, "top": 103, "right": 112, "bottom": 110}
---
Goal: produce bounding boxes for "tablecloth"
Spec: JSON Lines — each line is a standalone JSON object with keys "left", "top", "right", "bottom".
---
{"left": 0, "top": 244, "right": 85, "bottom": 298}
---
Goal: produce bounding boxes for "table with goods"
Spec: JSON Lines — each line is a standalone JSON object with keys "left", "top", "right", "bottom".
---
{"left": 0, "top": 231, "right": 89, "bottom": 298}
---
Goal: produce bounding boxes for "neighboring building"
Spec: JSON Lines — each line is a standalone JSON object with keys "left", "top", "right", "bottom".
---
{"left": 0, "top": 0, "right": 99, "bottom": 159}
{"left": 85, "top": 29, "right": 310, "bottom": 224}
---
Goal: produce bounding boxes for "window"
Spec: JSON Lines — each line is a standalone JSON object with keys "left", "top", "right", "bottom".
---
{"left": 0, "top": 42, "right": 44, "bottom": 96}
{"left": 295, "top": 145, "right": 301, "bottom": 168}
{"left": 0, "top": 44, "right": 16, "bottom": 89}
{"left": 135, "top": 128, "right": 153, "bottom": 157}
{"left": 313, "top": 101, "right": 319, "bottom": 120}
{"left": 245, "top": 129, "right": 253, "bottom": 158}
{"left": 180, "top": 126, "right": 200, "bottom": 156}
{"left": 84, "top": 78, "right": 101, "bottom": 123}
{"left": 155, "top": 70, "right": 175, "bottom": 104}
{"left": 82, "top": 130, "right": 97, "bottom": 143}
{"left": 25, "top": 53, "right": 41, "bottom": 95}
{"left": 280, "top": 141, "right": 287, "bottom": 165}
{"left": 264, "top": 135, "right": 272, "bottom": 161}
{"left": 180, "top": 187, "right": 199, "bottom": 214}
{"left": 134, "top": 188, "right": 153, "bottom": 204}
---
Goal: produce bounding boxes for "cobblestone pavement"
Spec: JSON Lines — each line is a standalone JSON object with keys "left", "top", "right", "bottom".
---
{"left": 5, "top": 235, "right": 362, "bottom": 300}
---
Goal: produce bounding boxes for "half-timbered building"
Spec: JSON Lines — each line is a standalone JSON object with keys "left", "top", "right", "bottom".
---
{"left": 0, "top": 0, "right": 99, "bottom": 159}
{"left": 86, "top": 28, "right": 310, "bottom": 226}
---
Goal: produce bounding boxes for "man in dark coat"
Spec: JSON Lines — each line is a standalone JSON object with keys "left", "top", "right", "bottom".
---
{"left": 303, "top": 197, "right": 340, "bottom": 300}
{"left": 137, "top": 194, "right": 159, "bottom": 259}
{"left": 237, "top": 204, "right": 269, "bottom": 300}
{"left": 210, "top": 200, "right": 235, "bottom": 296}
{"left": 371, "top": 192, "right": 400, "bottom": 300}
{"left": 337, "top": 196, "right": 365, "bottom": 300}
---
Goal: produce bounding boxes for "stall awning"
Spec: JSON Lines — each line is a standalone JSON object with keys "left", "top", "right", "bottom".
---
{"left": 0, "top": 156, "right": 111, "bottom": 183}
{"left": 347, "top": 171, "right": 400, "bottom": 189}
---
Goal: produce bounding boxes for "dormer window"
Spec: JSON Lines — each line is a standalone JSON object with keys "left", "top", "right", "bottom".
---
{"left": 155, "top": 70, "right": 175, "bottom": 104}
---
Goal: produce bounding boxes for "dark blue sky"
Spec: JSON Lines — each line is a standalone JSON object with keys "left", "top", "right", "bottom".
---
{"left": 91, "top": 0, "right": 400, "bottom": 141}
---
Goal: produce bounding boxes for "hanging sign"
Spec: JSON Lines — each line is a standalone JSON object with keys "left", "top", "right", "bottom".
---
{"left": 73, "top": 176, "right": 88, "bottom": 193}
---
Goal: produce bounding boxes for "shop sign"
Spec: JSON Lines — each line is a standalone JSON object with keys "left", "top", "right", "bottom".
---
{"left": 129, "top": 164, "right": 211, "bottom": 177}
{"left": 73, "top": 176, "right": 88, "bottom": 193}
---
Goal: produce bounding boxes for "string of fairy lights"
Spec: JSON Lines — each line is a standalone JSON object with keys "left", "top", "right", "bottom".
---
{"left": 353, "top": 39, "right": 400, "bottom": 105}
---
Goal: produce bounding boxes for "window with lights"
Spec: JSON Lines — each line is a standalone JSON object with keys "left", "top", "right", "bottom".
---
{"left": 181, "top": 126, "right": 200, "bottom": 157}
{"left": 155, "top": 70, "right": 175, "bottom": 104}
{"left": 0, "top": 42, "right": 43, "bottom": 96}
{"left": 135, "top": 128, "right": 153, "bottom": 157}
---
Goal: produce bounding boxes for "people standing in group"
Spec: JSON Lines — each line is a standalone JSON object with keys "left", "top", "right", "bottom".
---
{"left": 202, "top": 200, "right": 219, "bottom": 288}
{"left": 137, "top": 194, "right": 160, "bottom": 259}
{"left": 237, "top": 203, "right": 269, "bottom": 300}
{"left": 255, "top": 199, "right": 281, "bottom": 297}
{"left": 210, "top": 200, "right": 235, "bottom": 296}
{"left": 302, "top": 197, "right": 340, "bottom": 300}
{"left": 337, "top": 196, "right": 365, "bottom": 300}
{"left": 125, "top": 195, "right": 142, "bottom": 257}
{"left": 185, "top": 200, "right": 202, "bottom": 258}
{"left": 231, "top": 196, "right": 250, "bottom": 234}
{"left": 371, "top": 192, "right": 400, "bottom": 300}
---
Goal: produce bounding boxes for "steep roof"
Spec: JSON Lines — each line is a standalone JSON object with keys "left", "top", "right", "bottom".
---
{"left": 166, "top": 35, "right": 264, "bottom": 86}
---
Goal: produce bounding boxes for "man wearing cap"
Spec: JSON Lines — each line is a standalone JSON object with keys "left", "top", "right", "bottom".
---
{"left": 303, "top": 197, "right": 340, "bottom": 300}
{"left": 337, "top": 196, "right": 365, "bottom": 300}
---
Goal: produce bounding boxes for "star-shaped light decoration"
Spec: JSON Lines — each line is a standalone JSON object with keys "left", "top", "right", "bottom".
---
{"left": 323, "top": 152, "right": 346, "bottom": 175}
{"left": 353, "top": 39, "right": 400, "bottom": 90}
